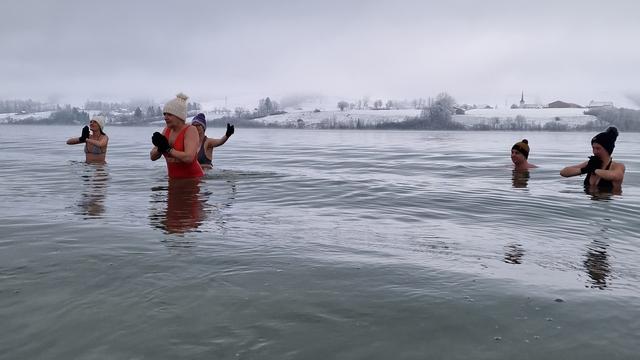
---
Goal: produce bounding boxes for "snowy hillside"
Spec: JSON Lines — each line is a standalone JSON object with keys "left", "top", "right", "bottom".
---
{"left": 0, "top": 111, "right": 54, "bottom": 123}
{"left": 259, "top": 109, "right": 421, "bottom": 128}
{"left": 454, "top": 108, "right": 597, "bottom": 128}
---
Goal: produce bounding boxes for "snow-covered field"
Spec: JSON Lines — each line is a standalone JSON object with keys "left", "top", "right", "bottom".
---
{"left": 0, "top": 111, "right": 54, "bottom": 123}
{"left": 260, "top": 109, "right": 421, "bottom": 127}
{"left": 454, "top": 108, "right": 597, "bottom": 127}
{"left": 0, "top": 106, "right": 599, "bottom": 129}
{"left": 258, "top": 107, "right": 598, "bottom": 128}
{"left": 0, "top": 110, "right": 109, "bottom": 124}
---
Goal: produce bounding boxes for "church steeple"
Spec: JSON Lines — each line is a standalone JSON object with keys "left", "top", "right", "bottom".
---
{"left": 520, "top": 91, "right": 525, "bottom": 107}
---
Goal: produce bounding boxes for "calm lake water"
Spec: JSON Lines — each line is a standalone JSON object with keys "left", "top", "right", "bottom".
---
{"left": 1, "top": 125, "right": 639, "bottom": 359}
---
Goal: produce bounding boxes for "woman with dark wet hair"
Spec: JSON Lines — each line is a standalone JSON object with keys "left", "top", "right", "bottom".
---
{"left": 560, "top": 127, "right": 625, "bottom": 192}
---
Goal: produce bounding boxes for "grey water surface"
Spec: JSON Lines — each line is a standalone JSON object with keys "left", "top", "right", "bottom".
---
{"left": 1, "top": 125, "right": 639, "bottom": 359}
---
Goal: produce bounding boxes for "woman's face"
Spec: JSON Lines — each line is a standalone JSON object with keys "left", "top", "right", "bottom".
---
{"left": 193, "top": 123, "right": 205, "bottom": 137}
{"left": 511, "top": 149, "right": 526, "bottom": 165}
{"left": 592, "top": 142, "right": 607, "bottom": 159}
{"left": 89, "top": 120, "right": 100, "bottom": 133}
{"left": 164, "top": 113, "right": 182, "bottom": 129}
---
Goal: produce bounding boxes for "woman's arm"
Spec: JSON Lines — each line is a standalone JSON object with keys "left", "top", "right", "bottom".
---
{"left": 168, "top": 126, "right": 200, "bottom": 163}
{"left": 595, "top": 163, "right": 625, "bottom": 182}
{"left": 208, "top": 124, "right": 234, "bottom": 148}
{"left": 560, "top": 161, "right": 588, "bottom": 177}
{"left": 207, "top": 135, "right": 229, "bottom": 148}
{"left": 66, "top": 137, "right": 81, "bottom": 145}
{"left": 67, "top": 126, "right": 89, "bottom": 145}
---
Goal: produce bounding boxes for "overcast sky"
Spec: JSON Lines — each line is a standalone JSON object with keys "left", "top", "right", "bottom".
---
{"left": 2, "top": 0, "right": 640, "bottom": 108}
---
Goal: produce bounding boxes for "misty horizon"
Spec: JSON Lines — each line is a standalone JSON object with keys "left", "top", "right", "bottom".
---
{"left": 2, "top": 0, "right": 640, "bottom": 109}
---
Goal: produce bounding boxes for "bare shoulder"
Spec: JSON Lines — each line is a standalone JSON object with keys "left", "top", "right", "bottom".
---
{"left": 186, "top": 126, "right": 199, "bottom": 136}
{"left": 613, "top": 161, "right": 626, "bottom": 172}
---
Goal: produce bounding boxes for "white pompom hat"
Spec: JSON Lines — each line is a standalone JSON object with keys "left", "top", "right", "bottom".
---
{"left": 163, "top": 92, "right": 189, "bottom": 121}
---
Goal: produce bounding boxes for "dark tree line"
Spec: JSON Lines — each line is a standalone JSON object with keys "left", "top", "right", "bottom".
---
{"left": 336, "top": 97, "right": 428, "bottom": 111}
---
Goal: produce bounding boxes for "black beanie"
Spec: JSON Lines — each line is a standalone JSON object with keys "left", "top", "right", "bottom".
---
{"left": 512, "top": 139, "right": 530, "bottom": 159}
{"left": 591, "top": 127, "right": 619, "bottom": 155}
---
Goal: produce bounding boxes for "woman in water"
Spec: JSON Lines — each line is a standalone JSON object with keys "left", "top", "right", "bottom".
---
{"left": 150, "top": 93, "right": 204, "bottom": 179}
{"left": 560, "top": 127, "right": 625, "bottom": 192}
{"left": 66, "top": 115, "right": 109, "bottom": 164}
{"left": 511, "top": 139, "right": 537, "bottom": 171}
{"left": 191, "top": 113, "right": 234, "bottom": 169}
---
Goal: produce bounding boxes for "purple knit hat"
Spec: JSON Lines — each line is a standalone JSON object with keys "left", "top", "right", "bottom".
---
{"left": 191, "top": 113, "right": 206, "bottom": 131}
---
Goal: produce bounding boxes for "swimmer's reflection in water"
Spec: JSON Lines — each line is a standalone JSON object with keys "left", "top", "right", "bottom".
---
{"left": 503, "top": 243, "right": 525, "bottom": 264}
{"left": 150, "top": 178, "right": 207, "bottom": 235}
{"left": 584, "top": 239, "right": 611, "bottom": 290}
{"left": 584, "top": 185, "right": 621, "bottom": 200}
{"left": 511, "top": 170, "right": 530, "bottom": 189}
{"left": 77, "top": 165, "right": 109, "bottom": 218}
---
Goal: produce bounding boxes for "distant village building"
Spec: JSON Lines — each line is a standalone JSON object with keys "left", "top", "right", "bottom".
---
{"left": 588, "top": 100, "right": 614, "bottom": 109}
{"left": 512, "top": 91, "right": 543, "bottom": 109}
{"left": 453, "top": 106, "right": 466, "bottom": 115}
{"left": 547, "top": 100, "right": 583, "bottom": 108}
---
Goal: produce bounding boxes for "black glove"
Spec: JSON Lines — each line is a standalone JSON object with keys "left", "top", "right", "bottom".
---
{"left": 581, "top": 156, "right": 602, "bottom": 174}
{"left": 79, "top": 125, "right": 90, "bottom": 143}
{"left": 152, "top": 132, "right": 171, "bottom": 153}
{"left": 225, "top": 123, "right": 235, "bottom": 138}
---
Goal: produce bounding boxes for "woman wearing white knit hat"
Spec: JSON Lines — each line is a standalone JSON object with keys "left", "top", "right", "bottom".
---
{"left": 66, "top": 115, "right": 109, "bottom": 164}
{"left": 150, "top": 93, "right": 204, "bottom": 179}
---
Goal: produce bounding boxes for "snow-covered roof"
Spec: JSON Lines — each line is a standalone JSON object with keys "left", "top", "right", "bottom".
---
{"left": 588, "top": 101, "right": 614, "bottom": 108}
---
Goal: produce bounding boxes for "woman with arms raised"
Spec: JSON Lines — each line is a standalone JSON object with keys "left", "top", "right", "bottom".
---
{"left": 191, "top": 112, "right": 234, "bottom": 170}
{"left": 560, "top": 127, "right": 625, "bottom": 193}
{"left": 66, "top": 115, "right": 109, "bottom": 164}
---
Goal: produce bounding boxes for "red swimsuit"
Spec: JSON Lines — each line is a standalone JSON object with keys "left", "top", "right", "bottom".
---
{"left": 163, "top": 126, "right": 204, "bottom": 179}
